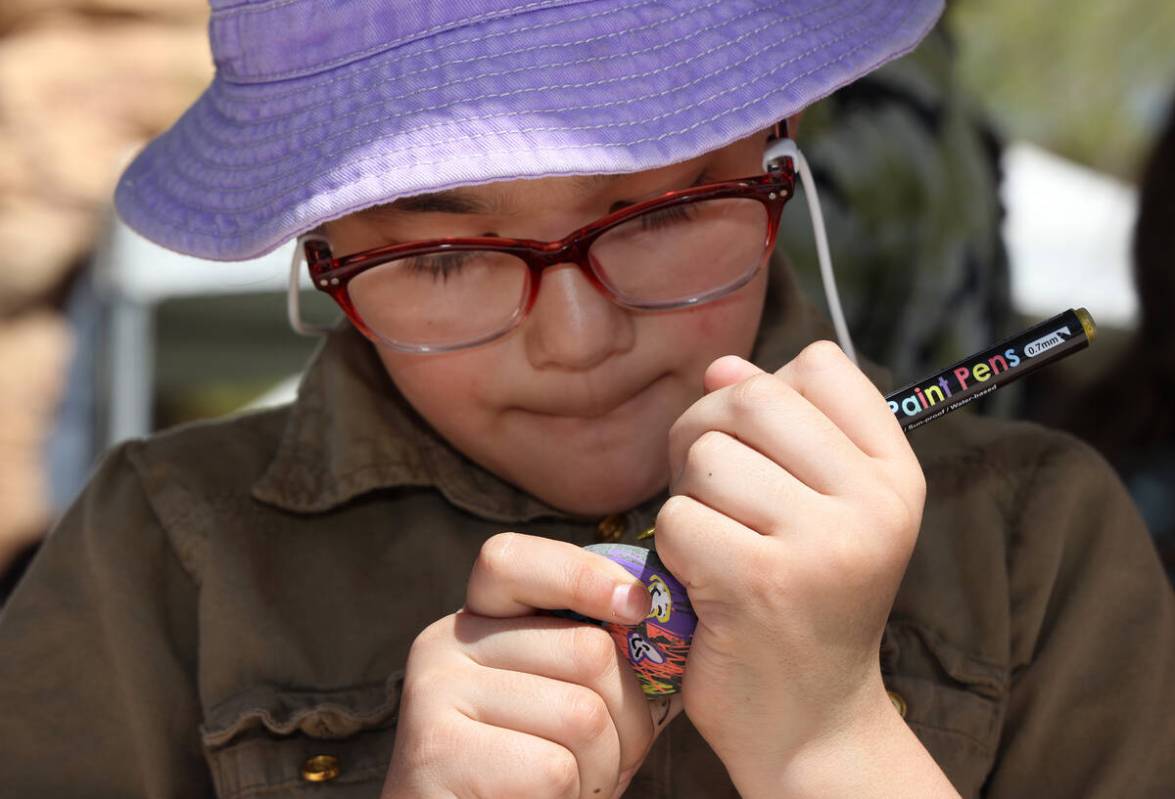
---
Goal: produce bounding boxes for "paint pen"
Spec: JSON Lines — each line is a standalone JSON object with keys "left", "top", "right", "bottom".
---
{"left": 887, "top": 307, "right": 1096, "bottom": 432}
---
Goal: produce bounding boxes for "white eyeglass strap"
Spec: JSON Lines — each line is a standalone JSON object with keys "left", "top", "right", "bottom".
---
{"left": 762, "top": 137, "right": 858, "bottom": 365}
{"left": 288, "top": 233, "right": 334, "bottom": 337}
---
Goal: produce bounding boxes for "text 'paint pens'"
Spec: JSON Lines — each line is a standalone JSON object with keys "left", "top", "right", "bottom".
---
{"left": 888, "top": 307, "right": 1095, "bottom": 432}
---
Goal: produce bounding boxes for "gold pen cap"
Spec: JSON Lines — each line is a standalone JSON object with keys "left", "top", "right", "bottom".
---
{"left": 1075, "top": 307, "right": 1097, "bottom": 343}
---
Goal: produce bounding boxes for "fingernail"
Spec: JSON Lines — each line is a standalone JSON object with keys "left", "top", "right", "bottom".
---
{"left": 611, "top": 582, "right": 649, "bottom": 624}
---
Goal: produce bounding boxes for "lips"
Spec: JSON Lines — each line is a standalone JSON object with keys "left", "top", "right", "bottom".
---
{"left": 516, "top": 374, "right": 665, "bottom": 419}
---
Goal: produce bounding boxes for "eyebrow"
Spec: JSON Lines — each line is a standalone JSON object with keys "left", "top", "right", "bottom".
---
{"left": 365, "top": 174, "right": 624, "bottom": 217}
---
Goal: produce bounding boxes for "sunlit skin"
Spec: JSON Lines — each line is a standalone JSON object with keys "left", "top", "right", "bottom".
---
{"left": 323, "top": 129, "right": 779, "bottom": 516}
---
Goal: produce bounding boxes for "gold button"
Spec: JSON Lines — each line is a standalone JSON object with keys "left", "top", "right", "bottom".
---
{"left": 302, "top": 754, "right": 341, "bottom": 783}
{"left": 596, "top": 514, "right": 625, "bottom": 542}
{"left": 887, "top": 690, "right": 907, "bottom": 719}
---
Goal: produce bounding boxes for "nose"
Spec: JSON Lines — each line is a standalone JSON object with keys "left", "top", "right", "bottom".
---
{"left": 522, "top": 261, "right": 635, "bottom": 371}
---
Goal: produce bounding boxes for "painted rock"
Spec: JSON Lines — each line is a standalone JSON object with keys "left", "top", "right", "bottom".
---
{"left": 583, "top": 543, "right": 696, "bottom": 696}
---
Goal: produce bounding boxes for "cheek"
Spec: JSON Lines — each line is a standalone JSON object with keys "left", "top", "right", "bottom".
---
{"left": 375, "top": 347, "right": 496, "bottom": 427}
{"left": 694, "top": 308, "right": 727, "bottom": 339}
{"left": 669, "top": 274, "right": 767, "bottom": 354}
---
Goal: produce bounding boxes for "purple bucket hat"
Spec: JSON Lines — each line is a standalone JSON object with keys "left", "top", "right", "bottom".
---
{"left": 114, "top": 0, "right": 943, "bottom": 262}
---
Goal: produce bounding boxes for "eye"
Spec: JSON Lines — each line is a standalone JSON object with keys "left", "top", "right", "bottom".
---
{"left": 405, "top": 252, "right": 471, "bottom": 281}
{"left": 637, "top": 203, "right": 697, "bottom": 232}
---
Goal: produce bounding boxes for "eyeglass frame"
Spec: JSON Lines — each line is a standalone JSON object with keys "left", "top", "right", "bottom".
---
{"left": 303, "top": 152, "right": 798, "bottom": 353}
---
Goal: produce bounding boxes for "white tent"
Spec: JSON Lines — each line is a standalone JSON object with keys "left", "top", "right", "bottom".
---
{"left": 1001, "top": 141, "right": 1139, "bottom": 328}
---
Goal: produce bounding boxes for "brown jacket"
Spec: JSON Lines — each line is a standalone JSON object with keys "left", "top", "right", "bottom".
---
{"left": 1, "top": 266, "right": 1172, "bottom": 798}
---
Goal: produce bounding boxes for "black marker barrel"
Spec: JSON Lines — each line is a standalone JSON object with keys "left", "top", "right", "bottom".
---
{"left": 886, "top": 308, "right": 1096, "bottom": 432}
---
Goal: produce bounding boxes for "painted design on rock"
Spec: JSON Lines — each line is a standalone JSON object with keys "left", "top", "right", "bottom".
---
{"left": 584, "top": 543, "right": 695, "bottom": 696}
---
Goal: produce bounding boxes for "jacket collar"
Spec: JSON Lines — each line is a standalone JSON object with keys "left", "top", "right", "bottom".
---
{"left": 252, "top": 255, "right": 886, "bottom": 522}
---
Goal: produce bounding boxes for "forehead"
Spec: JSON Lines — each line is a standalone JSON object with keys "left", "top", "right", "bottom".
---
{"left": 339, "top": 131, "right": 766, "bottom": 229}
{"left": 356, "top": 142, "right": 748, "bottom": 222}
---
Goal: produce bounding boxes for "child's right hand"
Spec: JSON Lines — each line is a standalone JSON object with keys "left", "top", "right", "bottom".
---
{"left": 380, "top": 533, "right": 670, "bottom": 799}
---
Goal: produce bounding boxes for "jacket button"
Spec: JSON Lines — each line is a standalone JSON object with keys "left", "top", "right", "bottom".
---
{"left": 596, "top": 514, "right": 625, "bottom": 542}
{"left": 302, "top": 754, "right": 341, "bottom": 782}
{"left": 887, "top": 690, "right": 908, "bottom": 719}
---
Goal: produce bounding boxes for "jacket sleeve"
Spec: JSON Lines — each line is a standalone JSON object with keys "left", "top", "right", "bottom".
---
{"left": 0, "top": 443, "right": 213, "bottom": 798}
{"left": 984, "top": 435, "right": 1175, "bottom": 797}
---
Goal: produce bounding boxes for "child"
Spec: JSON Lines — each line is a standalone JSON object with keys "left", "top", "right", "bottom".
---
{"left": 1, "top": 2, "right": 1172, "bottom": 797}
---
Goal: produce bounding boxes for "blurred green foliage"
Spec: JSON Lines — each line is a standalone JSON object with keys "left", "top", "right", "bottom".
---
{"left": 950, "top": 1, "right": 1175, "bottom": 180}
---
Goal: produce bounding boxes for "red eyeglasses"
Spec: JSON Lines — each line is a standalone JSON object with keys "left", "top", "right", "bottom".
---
{"left": 305, "top": 158, "right": 797, "bottom": 353}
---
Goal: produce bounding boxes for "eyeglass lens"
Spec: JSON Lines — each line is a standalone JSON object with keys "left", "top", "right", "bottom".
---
{"left": 347, "top": 196, "right": 770, "bottom": 350}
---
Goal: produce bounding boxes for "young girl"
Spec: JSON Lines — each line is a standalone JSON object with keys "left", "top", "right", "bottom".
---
{"left": 1, "top": 2, "right": 1171, "bottom": 797}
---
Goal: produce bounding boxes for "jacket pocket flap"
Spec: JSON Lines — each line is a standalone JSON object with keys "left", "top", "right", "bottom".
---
{"left": 201, "top": 671, "right": 404, "bottom": 748}
{"left": 199, "top": 672, "right": 403, "bottom": 799}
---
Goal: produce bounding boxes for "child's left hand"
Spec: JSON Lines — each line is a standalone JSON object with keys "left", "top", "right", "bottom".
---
{"left": 654, "top": 341, "right": 925, "bottom": 795}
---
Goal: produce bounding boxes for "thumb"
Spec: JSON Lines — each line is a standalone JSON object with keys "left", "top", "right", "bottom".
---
{"left": 703, "top": 355, "right": 765, "bottom": 394}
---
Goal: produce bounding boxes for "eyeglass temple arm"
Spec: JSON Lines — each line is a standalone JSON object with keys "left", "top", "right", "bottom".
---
{"left": 763, "top": 131, "right": 858, "bottom": 366}
{"left": 288, "top": 234, "right": 334, "bottom": 337}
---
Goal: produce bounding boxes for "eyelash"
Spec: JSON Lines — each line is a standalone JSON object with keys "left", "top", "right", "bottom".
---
{"left": 634, "top": 170, "right": 711, "bottom": 231}
{"left": 405, "top": 252, "right": 470, "bottom": 281}
{"left": 637, "top": 202, "right": 697, "bottom": 231}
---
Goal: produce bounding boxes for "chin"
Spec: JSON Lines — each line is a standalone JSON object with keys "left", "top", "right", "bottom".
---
{"left": 520, "top": 462, "right": 668, "bottom": 517}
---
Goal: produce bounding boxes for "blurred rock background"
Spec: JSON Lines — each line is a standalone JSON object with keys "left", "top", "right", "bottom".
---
{"left": 0, "top": 0, "right": 207, "bottom": 314}
{"left": 0, "top": 0, "right": 209, "bottom": 573}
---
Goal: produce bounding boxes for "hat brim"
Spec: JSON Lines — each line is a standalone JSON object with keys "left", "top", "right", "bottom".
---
{"left": 115, "top": 0, "right": 943, "bottom": 261}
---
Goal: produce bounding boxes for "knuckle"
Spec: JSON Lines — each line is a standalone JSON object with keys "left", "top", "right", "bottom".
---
{"left": 562, "top": 686, "right": 612, "bottom": 743}
{"left": 570, "top": 624, "right": 620, "bottom": 683}
{"left": 684, "top": 430, "right": 727, "bottom": 473}
{"left": 871, "top": 487, "right": 918, "bottom": 535}
{"left": 763, "top": 475, "right": 797, "bottom": 526}
{"left": 400, "top": 658, "right": 445, "bottom": 703}
{"left": 653, "top": 497, "right": 699, "bottom": 587}
{"left": 475, "top": 532, "right": 521, "bottom": 580}
{"left": 730, "top": 372, "right": 779, "bottom": 411}
{"left": 535, "top": 747, "right": 580, "bottom": 798}
{"left": 796, "top": 339, "right": 847, "bottom": 371}
{"left": 883, "top": 446, "right": 926, "bottom": 498}
{"left": 406, "top": 616, "right": 450, "bottom": 661}
{"left": 402, "top": 621, "right": 467, "bottom": 702}
{"left": 655, "top": 494, "right": 694, "bottom": 530}
{"left": 881, "top": 454, "right": 927, "bottom": 533}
